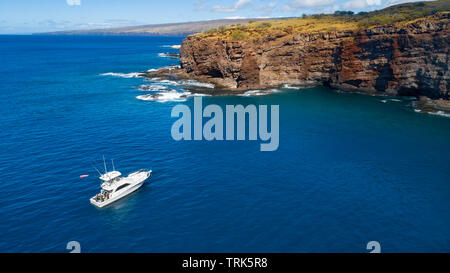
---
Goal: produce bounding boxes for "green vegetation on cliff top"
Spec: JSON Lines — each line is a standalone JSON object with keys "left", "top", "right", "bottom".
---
{"left": 196, "top": 0, "right": 450, "bottom": 41}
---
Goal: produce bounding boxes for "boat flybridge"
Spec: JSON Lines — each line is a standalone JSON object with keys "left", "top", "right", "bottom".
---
{"left": 90, "top": 158, "right": 152, "bottom": 208}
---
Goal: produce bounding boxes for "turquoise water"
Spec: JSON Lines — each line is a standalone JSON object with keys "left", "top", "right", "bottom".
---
{"left": 0, "top": 35, "right": 449, "bottom": 253}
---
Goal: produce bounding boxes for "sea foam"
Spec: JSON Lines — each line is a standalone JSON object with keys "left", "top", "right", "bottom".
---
{"left": 137, "top": 92, "right": 190, "bottom": 103}
{"left": 429, "top": 111, "right": 450, "bottom": 118}
{"left": 414, "top": 109, "right": 450, "bottom": 118}
{"left": 283, "top": 84, "right": 303, "bottom": 90}
{"left": 100, "top": 72, "right": 143, "bottom": 78}
{"left": 239, "top": 89, "right": 280, "bottom": 97}
{"left": 178, "top": 80, "right": 215, "bottom": 89}
{"left": 138, "top": 85, "right": 175, "bottom": 92}
{"left": 161, "top": 45, "right": 181, "bottom": 49}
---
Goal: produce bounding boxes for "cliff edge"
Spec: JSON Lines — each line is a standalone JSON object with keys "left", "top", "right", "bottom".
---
{"left": 180, "top": 12, "right": 449, "bottom": 102}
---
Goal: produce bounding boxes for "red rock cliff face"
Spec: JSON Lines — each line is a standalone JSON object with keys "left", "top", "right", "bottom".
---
{"left": 180, "top": 14, "right": 449, "bottom": 99}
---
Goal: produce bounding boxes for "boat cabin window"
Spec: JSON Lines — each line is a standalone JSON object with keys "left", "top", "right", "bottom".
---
{"left": 116, "top": 183, "right": 130, "bottom": 191}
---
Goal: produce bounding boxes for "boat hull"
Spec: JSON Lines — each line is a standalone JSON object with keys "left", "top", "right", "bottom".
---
{"left": 90, "top": 182, "right": 144, "bottom": 208}
{"left": 90, "top": 170, "right": 151, "bottom": 208}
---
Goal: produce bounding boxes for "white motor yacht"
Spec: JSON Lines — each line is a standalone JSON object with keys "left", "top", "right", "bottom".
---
{"left": 90, "top": 160, "right": 151, "bottom": 208}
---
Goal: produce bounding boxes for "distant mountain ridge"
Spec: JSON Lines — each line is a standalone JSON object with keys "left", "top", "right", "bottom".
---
{"left": 35, "top": 18, "right": 279, "bottom": 36}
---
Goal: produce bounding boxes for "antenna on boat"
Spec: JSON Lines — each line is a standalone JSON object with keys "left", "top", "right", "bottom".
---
{"left": 111, "top": 159, "right": 115, "bottom": 172}
{"left": 91, "top": 163, "right": 102, "bottom": 176}
{"left": 103, "top": 155, "right": 107, "bottom": 173}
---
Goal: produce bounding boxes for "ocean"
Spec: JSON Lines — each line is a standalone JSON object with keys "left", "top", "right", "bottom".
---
{"left": 0, "top": 35, "right": 449, "bottom": 253}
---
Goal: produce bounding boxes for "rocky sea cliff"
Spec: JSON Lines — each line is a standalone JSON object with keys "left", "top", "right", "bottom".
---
{"left": 143, "top": 12, "right": 450, "bottom": 114}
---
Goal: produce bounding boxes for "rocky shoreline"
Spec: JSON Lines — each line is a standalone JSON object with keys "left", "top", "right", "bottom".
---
{"left": 168, "top": 13, "right": 449, "bottom": 115}
{"left": 413, "top": 97, "right": 450, "bottom": 115}
{"left": 138, "top": 66, "right": 443, "bottom": 115}
{"left": 135, "top": 13, "right": 450, "bottom": 115}
{"left": 139, "top": 63, "right": 450, "bottom": 115}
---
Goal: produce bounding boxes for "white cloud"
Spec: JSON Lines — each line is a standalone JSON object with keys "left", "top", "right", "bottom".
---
{"left": 367, "top": 0, "right": 382, "bottom": 5}
{"left": 341, "top": 0, "right": 431, "bottom": 11}
{"left": 66, "top": 0, "right": 81, "bottom": 6}
{"left": 341, "top": 0, "right": 381, "bottom": 10}
{"left": 387, "top": 0, "right": 430, "bottom": 5}
{"left": 212, "top": 0, "right": 252, "bottom": 13}
{"left": 254, "top": 2, "right": 277, "bottom": 15}
{"left": 224, "top": 16, "right": 247, "bottom": 19}
{"left": 283, "top": 0, "right": 336, "bottom": 11}
{"left": 194, "top": 0, "right": 207, "bottom": 11}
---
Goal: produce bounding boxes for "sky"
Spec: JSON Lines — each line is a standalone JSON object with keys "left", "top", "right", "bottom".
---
{"left": 0, "top": 0, "right": 430, "bottom": 34}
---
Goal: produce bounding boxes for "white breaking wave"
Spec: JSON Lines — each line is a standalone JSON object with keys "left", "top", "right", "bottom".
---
{"left": 146, "top": 77, "right": 162, "bottom": 81}
{"left": 147, "top": 65, "right": 180, "bottom": 72}
{"left": 178, "top": 80, "right": 215, "bottom": 89}
{"left": 380, "top": 98, "right": 403, "bottom": 103}
{"left": 136, "top": 90, "right": 211, "bottom": 102}
{"left": 414, "top": 109, "right": 450, "bottom": 118}
{"left": 155, "top": 80, "right": 180, "bottom": 86}
{"left": 283, "top": 84, "right": 303, "bottom": 90}
{"left": 100, "top": 72, "right": 143, "bottom": 78}
{"left": 239, "top": 89, "right": 280, "bottom": 97}
{"left": 101, "top": 65, "right": 180, "bottom": 79}
{"left": 429, "top": 110, "right": 450, "bottom": 118}
{"left": 147, "top": 79, "right": 214, "bottom": 89}
{"left": 161, "top": 45, "right": 181, "bottom": 49}
{"left": 136, "top": 91, "right": 190, "bottom": 103}
{"left": 158, "top": 53, "right": 179, "bottom": 58}
{"left": 138, "top": 85, "right": 175, "bottom": 92}
{"left": 239, "top": 90, "right": 264, "bottom": 96}
{"left": 191, "top": 93, "right": 212, "bottom": 97}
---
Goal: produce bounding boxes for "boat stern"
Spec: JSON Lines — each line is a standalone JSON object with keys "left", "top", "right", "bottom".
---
{"left": 90, "top": 196, "right": 107, "bottom": 208}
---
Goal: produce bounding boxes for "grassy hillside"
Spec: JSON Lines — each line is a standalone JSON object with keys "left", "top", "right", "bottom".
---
{"left": 356, "top": 0, "right": 450, "bottom": 27}
{"left": 197, "top": 0, "right": 450, "bottom": 40}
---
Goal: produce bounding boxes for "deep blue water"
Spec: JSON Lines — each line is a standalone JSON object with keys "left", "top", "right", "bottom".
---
{"left": 0, "top": 35, "right": 449, "bottom": 253}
